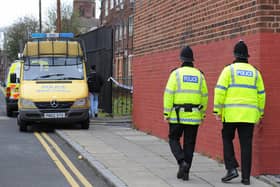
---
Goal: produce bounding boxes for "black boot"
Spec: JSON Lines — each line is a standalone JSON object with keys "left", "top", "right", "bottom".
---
{"left": 182, "top": 170, "right": 189, "bottom": 181}
{"left": 177, "top": 161, "right": 188, "bottom": 179}
{"left": 241, "top": 178, "right": 250, "bottom": 185}
{"left": 221, "top": 168, "right": 239, "bottom": 182}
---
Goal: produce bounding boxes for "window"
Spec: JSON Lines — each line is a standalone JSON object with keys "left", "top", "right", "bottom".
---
{"left": 113, "top": 57, "right": 118, "bottom": 78}
{"left": 105, "top": 0, "right": 108, "bottom": 16}
{"left": 130, "top": 0, "right": 135, "bottom": 9}
{"left": 120, "top": 0, "right": 124, "bottom": 9}
{"left": 115, "top": 26, "right": 119, "bottom": 41}
{"left": 110, "top": 0, "right": 114, "bottom": 9}
{"left": 128, "top": 55, "right": 133, "bottom": 77}
{"left": 23, "top": 57, "right": 84, "bottom": 80}
{"left": 127, "top": 54, "right": 133, "bottom": 85}
{"left": 115, "top": 0, "right": 119, "bottom": 6}
{"left": 92, "top": 6, "right": 96, "bottom": 17}
{"left": 115, "top": 56, "right": 123, "bottom": 79}
{"left": 123, "top": 57, "right": 128, "bottom": 83}
{"left": 79, "top": 6, "right": 85, "bottom": 17}
{"left": 123, "top": 23, "right": 127, "bottom": 39}
{"left": 128, "top": 16, "right": 134, "bottom": 37}
{"left": 119, "top": 57, "right": 123, "bottom": 79}
{"left": 119, "top": 24, "right": 123, "bottom": 41}
{"left": 113, "top": 57, "right": 120, "bottom": 78}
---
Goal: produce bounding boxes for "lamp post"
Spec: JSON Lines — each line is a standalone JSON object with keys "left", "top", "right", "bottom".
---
{"left": 56, "top": 0, "right": 61, "bottom": 32}
{"left": 39, "top": 0, "right": 42, "bottom": 32}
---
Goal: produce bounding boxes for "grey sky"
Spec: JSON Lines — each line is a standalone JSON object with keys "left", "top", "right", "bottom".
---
{"left": 0, "top": 0, "right": 101, "bottom": 28}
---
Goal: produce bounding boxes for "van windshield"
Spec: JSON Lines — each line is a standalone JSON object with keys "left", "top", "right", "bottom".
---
{"left": 23, "top": 57, "right": 84, "bottom": 80}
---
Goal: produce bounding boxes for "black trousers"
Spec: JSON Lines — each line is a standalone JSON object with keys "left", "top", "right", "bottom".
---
{"left": 222, "top": 123, "right": 254, "bottom": 179}
{"left": 169, "top": 123, "right": 198, "bottom": 168}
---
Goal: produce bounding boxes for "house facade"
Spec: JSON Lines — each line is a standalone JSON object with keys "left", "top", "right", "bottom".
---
{"left": 100, "top": 0, "right": 134, "bottom": 86}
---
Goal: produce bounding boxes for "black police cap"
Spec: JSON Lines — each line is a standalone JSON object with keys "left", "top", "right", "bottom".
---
{"left": 180, "top": 46, "right": 194, "bottom": 62}
{"left": 234, "top": 40, "right": 250, "bottom": 58}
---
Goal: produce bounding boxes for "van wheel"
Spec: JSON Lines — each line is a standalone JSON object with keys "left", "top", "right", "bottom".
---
{"left": 6, "top": 107, "right": 13, "bottom": 117}
{"left": 81, "top": 120, "right": 89, "bottom": 129}
{"left": 19, "top": 125, "right": 27, "bottom": 132}
{"left": 17, "top": 116, "right": 27, "bottom": 132}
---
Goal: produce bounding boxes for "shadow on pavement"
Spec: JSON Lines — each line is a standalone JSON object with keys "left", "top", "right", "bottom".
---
{"left": 21, "top": 123, "right": 85, "bottom": 133}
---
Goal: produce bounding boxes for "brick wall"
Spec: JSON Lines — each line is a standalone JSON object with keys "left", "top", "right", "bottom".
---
{"left": 255, "top": 32, "right": 280, "bottom": 174}
{"left": 133, "top": 0, "right": 280, "bottom": 175}
{"left": 134, "top": 0, "right": 280, "bottom": 56}
{"left": 101, "top": 0, "right": 134, "bottom": 26}
{"left": 100, "top": 0, "right": 134, "bottom": 80}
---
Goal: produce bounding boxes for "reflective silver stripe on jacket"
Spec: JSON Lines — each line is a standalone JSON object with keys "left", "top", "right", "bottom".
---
{"left": 176, "top": 89, "right": 202, "bottom": 94}
{"left": 228, "top": 84, "right": 256, "bottom": 89}
{"left": 229, "top": 65, "right": 258, "bottom": 90}
{"left": 199, "top": 73, "right": 203, "bottom": 93}
{"left": 254, "top": 69, "right": 258, "bottom": 86}
{"left": 214, "top": 104, "right": 263, "bottom": 112}
{"left": 169, "top": 118, "right": 202, "bottom": 123}
{"left": 164, "top": 108, "right": 172, "bottom": 113}
{"left": 164, "top": 88, "right": 175, "bottom": 94}
{"left": 230, "top": 65, "right": 235, "bottom": 84}
{"left": 215, "top": 85, "right": 227, "bottom": 90}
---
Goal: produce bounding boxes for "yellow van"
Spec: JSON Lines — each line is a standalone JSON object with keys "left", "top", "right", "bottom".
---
{"left": 4, "top": 60, "right": 22, "bottom": 117}
{"left": 17, "top": 33, "right": 90, "bottom": 131}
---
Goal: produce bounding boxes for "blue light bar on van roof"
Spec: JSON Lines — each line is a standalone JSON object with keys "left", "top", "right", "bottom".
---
{"left": 59, "top": 33, "right": 74, "bottom": 38}
{"left": 46, "top": 33, "right": 59, "bottom": 38}
{"left": 31, "top": 33, "right": 46, "bottom": 39}
{"left": 31, "top": 33, "right": 74, "bottom": 39}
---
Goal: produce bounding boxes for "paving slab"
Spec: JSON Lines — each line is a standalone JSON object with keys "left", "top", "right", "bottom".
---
{"left": 56, "top": 123, "right": 273, "bottom": 187}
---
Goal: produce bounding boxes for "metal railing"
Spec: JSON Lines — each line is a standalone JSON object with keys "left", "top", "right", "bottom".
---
{"left": 110, "top": 76, "right": 132, "bottom": 116}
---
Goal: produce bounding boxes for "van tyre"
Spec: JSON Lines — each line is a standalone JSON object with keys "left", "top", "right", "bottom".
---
{"left": 81, "top": 119, "right": 89, "bottom": 129}
{"left": 6, "top": 107, "right": 13, "bottom": 117}
{"left": 19, "top": 124, "right": 27, "bottom": 132}
{"left": 17, "top": 116, "right": 27, "bottom": 132}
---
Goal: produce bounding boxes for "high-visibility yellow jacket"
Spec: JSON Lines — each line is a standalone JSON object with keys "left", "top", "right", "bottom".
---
{"left": 163, "top": 66, "right": 208, "bottom": 125}
{"left": 213, "top": 62, "right": 265, "bottom": 123}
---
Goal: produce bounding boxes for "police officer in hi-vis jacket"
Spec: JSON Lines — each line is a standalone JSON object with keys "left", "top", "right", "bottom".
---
{"left": 213, "top": 40, "right": 266, "bottom": 185}
{"left": 163, "top": 46, "right": 208, "bottom": 181}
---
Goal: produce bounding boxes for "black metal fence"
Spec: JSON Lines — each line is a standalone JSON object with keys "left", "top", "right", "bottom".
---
{"left": 110, "top": 76, "right": 132, "bottom": 116}
{"left": 78, "top": 26, "right": 133, "bottom": 116}
{"left": 78, "top": 27, "right": 113, "bottom": 114}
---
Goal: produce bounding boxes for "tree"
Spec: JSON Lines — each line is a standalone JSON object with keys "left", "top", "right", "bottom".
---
{"left": 4, "top": 16, "right": 39, "bottom": 61}
{"left": 45, "top": 3, "right": 80, "bottom": 35}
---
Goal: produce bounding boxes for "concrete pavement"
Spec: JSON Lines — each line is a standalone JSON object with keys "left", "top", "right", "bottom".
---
{"left": 56, "top": 119, "right": 274, "bottom": 187}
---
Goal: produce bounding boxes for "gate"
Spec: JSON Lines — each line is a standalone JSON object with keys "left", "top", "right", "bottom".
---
{"left": 78, "top": 27, "right": 113, "bottom": 114}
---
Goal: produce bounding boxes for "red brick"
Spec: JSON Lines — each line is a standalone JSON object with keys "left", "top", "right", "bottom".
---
{"left": 133, "top": 0, "right": 280, "bottom": 176}
{"left": 133, "top": 33, "right": 280, "bottom": 175}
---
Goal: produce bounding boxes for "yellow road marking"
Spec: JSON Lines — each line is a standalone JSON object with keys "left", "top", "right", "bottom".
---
{"left": 34, "top": 132, "right": 80, "bottom": 187}
{"left": 42, "top": 132, "right": 93, "bottom": 187}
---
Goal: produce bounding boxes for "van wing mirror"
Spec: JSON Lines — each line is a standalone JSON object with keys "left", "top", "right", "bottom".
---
{"left": 0, "top": 81, "right": 5, "bottom": 87}
{"left": 10, "top": 73, "right": 17, "bottom": 83}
